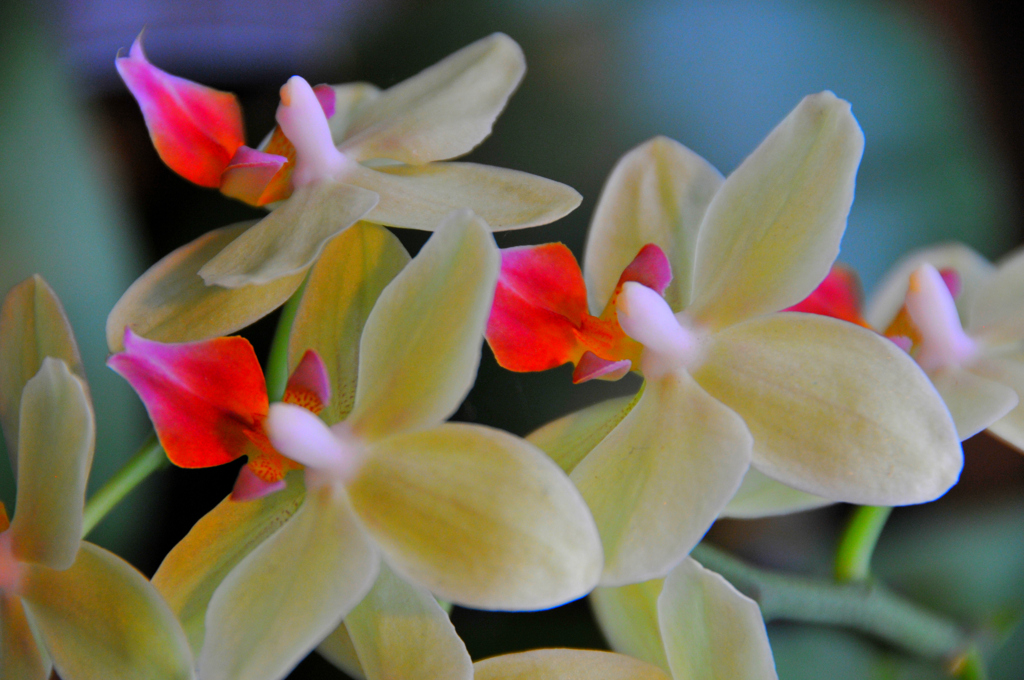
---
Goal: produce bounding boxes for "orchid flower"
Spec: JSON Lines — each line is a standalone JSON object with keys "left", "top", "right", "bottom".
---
{"left": 867, "top": 243, "right": 1024, "bottom": 449}
{"left": 118, "top": 212, "right": 601, "bottom": 680}
{"left": 488, "top": 93, "right": 963, "bottom": 586}
{"left": 114, "top": 32, "right": 581, "bottom": 298}
{"left": 0, "top": 276, "right": 194, "bottom": 680}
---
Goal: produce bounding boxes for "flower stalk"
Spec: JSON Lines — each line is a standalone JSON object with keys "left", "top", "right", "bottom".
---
{"left": 834, "top": 504, "right": 894, "bottom": 582}
{"left": 81, "top": 434, "right": 169, "bottom": 537}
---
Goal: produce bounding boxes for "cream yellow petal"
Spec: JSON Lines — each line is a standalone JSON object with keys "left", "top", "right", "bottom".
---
{"left": 687, "top": 93, "right": 864, "bottom": 330}
{"left": 0, "top": 594, "right": 51, "bottom": 680}
{"left": 658, "top": 557, "right": 778, "bottom": 680}
{"left": 693, "top": 313, "right": 962, "bottom": 505}
{"left": 339, "top": 34, "right": 524, "bottom": 165}
{"left": 344, "top": 562, "right": 472, "bottom": 680}
{"left": 327, "top": 83, "right": 382, "bottom": 143}
{"left": 151, "top": 474, "right": 306, "bottom": 654}
{"left": 526, "top": 393, "right": 640, "bottom": 474}
{"left": 969, "top": 355, "right": 1024, "bottom": 451}
{"left": 347, "top": 210, "right": 497, "bottom": 440}
{"left": 288, "top": 222, "right": 410, "bottom": 424}
{"left": 584, "top": 137, "right": 723, "bottom": 313}
{"left": 317, "top": 624, "right": 365, "bottom": 680}
{"left": 590, "top": 580, "right": 670, "bottom": 673}
{"left": 930, "top": 367, "right": 1018, "bottom": 441}
{"left": 473, "top": 649, "right": 671, "bottom": 680}
{"left": 21, "top": 542, "right": 194, "bottom": 680}
{"left": 199, "top": 485, "right": 379, "bottom": 680}
{"left": 570, "top": 372, "right": 752, "bottom": 586}
{"left": 966, "top": 246, "right": 1024, "bottom": 342}
{"left": 348, "top": 423, "right": 602, "bottom": 610}
{"left": 865, "top": 242, "right": 994, "bottom": 331}
{"left": 198, "top": 180, "right": 379, "bottom": 288}
{"left": 0, "top": 275, "right": 84, "bottom": 465}
{"left": 10, "top": 359, "right": 93, "bottom": 570}
{"left": 346, "top": 162, "right": 581, "bottom": 232}
{"left": 106, "top": 222, "right": 305, "bottom": 352}
{"left": 719, "top": 467, "right": 833, "bottom": 519}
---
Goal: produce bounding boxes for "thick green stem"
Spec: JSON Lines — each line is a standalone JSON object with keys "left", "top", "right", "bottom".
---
{"left": 835, "top": 505, "right": 893, "bottom": 582}
{"left": 265, "top": 282, "right": 306, "bottom": 402}
{"left": 692, "top": 542, "right": 968, "bottom": 662}
{"left": 82, "top": 434, "right": 169, "bottom": 537}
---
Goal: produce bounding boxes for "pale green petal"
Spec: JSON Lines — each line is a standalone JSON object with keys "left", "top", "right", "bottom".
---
{"left": 106, "top": 222, "right": 305, "bottom": 352}
{"left": 658, "top": 557, "right": 778, "bottom": 680}
{"left": 864, "top": 242, "right": 994, "bottom": 331}
{"left": 590, "top": 580, "right": 670, "bottom": 673}
{"left": 199, "top": 485, "right": 379, "bottom": 680}
{"left": 344, "top": 562, "right": 472, "bottom": 680}
{"left": 570, "top": 372, "right": 752, "bottom": 586}
{"left": 687, "top": 93, "right": 864, "bottom": 330}
{"left": 151, "top": 474, "right": 306, "bottom": 654}
{"left": 473, "top": 649, "right": 671, "bottom": 680}
{"left": 198, "top": 181, "right": 379, "bottom": 288}
{"left": 339, "top": 34, "right": 524, "bottom": 165}
{"left": 584, "top": 136, "right": 723, "bottom": 313}
{"left": 347, "top": 210, "right": 497, "bottom": 440}
{"left": 348, "top": 423, "right": 602, "bottom": 610}
{"left": 328, "top": 83, "right": 381, "bottom": 143}
{"left": 970, "top": 355, "right": 1024, "bottom": 451}
{"left": 10, "top": 358, "right": 93, "bottom": 570}
{"left": 21, "top": 542, "right": 194, "bottom": 680}
{"left": 966, "top": 246, "right": 1024, "bottom": 342}
{"left": 288, "top": 222, "right": 409, "bottom": 424}
{"left": 693, "top": 313, "right": 962, "bottom": 505}
{"left": 317, "top": 624, "right": 365, "bottom": 680}
{"left": 0, "top": 275, "right": 84, "bottom": 466}
{"left": 0, "top": 594, "right": 51, "bottom": 680}
{"left": 526, "top": 393, "right": 640, "bottom": 474}
{"left": 346, "top": 162, "right": 581, "bottom": 232}
{"left": 719, "top": 467, "right": 833, "bottom": 519}
{"left": 930, "top": 367, "right": 1018, "bottom": 441}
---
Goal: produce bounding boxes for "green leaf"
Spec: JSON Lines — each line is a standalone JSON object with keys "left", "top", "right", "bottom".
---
{"left": 526, "top": 393, "right": 640, "bottom": 474}
{"left": 590, "top": 580, "right": 671, "bottom": 673}
{"left": 106, "top": 222, "right": 305, "bottom": 352}
{"left": 348, "top": 423, "right": 602, "bottom": 610}
{"left": 288, "top": 222, "right": 409, "bottom": 425}
{"left": 473, "top": 649, "right": 671, "bottom": 680}
{"left": 21, "top": 542, "right": 195, "bottom": 680}
{"left": 9, "top": 358, "right": 93, "bottom": 570}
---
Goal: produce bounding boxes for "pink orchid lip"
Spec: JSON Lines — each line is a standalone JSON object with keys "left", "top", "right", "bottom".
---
{"left": 573, "top": 352, "right": 631, "bottom": 384}
{"left": 219, "top": 146, "right": 289, "bottom": 205}
{"left": 0, "top": 532, "right": 26, "bottom": 595}
{"left": 231, "top": 465, "right": 287, "bottom": 502}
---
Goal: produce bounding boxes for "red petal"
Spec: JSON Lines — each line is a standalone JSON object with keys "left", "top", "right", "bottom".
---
{"left": 616, "top": 244, "right": 673, "bottom": 295}
{"left": 108, "top": 329, "right": 269, "bottom": 468}
{"left": 785, "top": 264, "right": 871, "bottom": 328}
{"left": 116, "top": 35, "right": 244, "bottom": 187}
{"left": 486, "top": 244, "right": 589, "bottom": 372}
{"left": 231, "top": 465, "right": 287, "bottom": 502}
{"left": 219, "top": 145, "right": 289, "bottom": 205}
{"left": 572, "top": 352, "right": 631, "bottom": 384}
{"left": 283, "top": 349, "right": 330, "bottom": 414}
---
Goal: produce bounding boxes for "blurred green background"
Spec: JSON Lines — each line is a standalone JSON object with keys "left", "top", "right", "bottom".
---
{"left": 1, "top": 0, "right": 1022, "bottom": 677}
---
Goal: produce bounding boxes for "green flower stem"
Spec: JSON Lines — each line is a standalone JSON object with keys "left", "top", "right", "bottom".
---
{"left": 265, "top": 281, "right": 306, "bottom": 402}
{"left": 835, "top": 505, "right": 893, "bottom": 582}
{"left": 82, "top": 433, "right": 169, "bottom": 537}
{"left": 692, "top": 542, "right": 968, "bottom": 661}
{"left": 953, "top": 646, "right": 989, "bottom": 680}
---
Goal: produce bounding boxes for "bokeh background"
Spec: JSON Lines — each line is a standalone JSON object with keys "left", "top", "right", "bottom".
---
{"left": 1, "top": 0, "right": 1023, "bottom": 677}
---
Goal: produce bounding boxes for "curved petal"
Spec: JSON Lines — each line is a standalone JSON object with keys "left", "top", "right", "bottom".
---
{"left": 10, "top": 359, "right": 93, "bottom": 570}
{"left": 967, "top": 246, "right": 1024, "bottom": 342}
{"left": 347, "top": 210, "right": 498, "bottom": 440}
{"left": 317, "top": 624, "right": 365, "bottom": 679}
{"left": 687, "top": 93, "right": 864, "bottom": 330}
{"left": 864, "top": 243, "right": 993, "bottom": 331}
{"left": 219, "top": 146, "right": 289, "bottom": 206}
{"left": 585, "top": 136, "right": 723, "bottom": 314}
{"left": 0, "top": 594, "right": 51, "bottom": 680}
{"left": 106, "top": 222, "right": 305, "bottom": 352}
{"left": 473, "top": 649, "right": 671, "bottom": 680}
{"left": 658, "top": 557, "right": 778, "bottom": 680}
{"left": 199, "top": 486, "right": 379, "bottom": 680}
{"left": 930, "top": 367, "right": 1018, "bottom": 441}
{"left": 288, "top": 222, "right": 410, "bottom": 425}
{"left": 0, "top": 275, "right": 84, "bottom": 468}
{"left": 590, "top": 580, "right": 670, "bottom": 673}
{"left": 573, "top": 373, "right": 751, "bottom": 586}
{"left": 526, "top": 393, "right": 640, "bottom": 474}
{"left": 969, "top": 355, "right": 1024, "bottom": 452}
{"left": 116, "top": 36, "right": 243, "bottom": 187}
{"left": 693, "top": 313, "right": 963, "bottom": 505}
{"left": 339, "top": 34, "right": 524, "bottom": 165}
{"left": 348, "top": 423, "right": 602, "bottom": 610}
{"left": 108, "top": 331, "right": 267, "bottom": 468}
{"left": 344, "top": 562, "right": 472, "bottom": 680}
{"left": 720, "top": 467, "right": 833, "bottom": 519}
{"left": 198, "top": 180, "right": 379, "bottom": 288}
{"left": 347, "top": 162, "right": 581, "bottom": 232}
{"left": 151, "top": 476, "right": 305, "bottom": 653}
{"left": 21, "top": 542, "right": 195, "bottom": 680}
{"left": 326, "top": 83, "right": 382, "bottom": 143}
